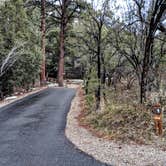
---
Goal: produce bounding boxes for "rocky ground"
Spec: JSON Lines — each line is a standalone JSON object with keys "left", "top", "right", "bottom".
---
{"left": 65, "top": 86, "right": 166, "bottom": 166}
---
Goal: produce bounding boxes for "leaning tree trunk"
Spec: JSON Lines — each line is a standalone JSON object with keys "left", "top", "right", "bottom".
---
{"left": 40, "top": 0, "right": 46, "bottom": 85}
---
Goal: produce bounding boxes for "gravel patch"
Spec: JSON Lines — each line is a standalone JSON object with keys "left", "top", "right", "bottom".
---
{"left": 65, "top": 86, "right": 166, "bottom": 166}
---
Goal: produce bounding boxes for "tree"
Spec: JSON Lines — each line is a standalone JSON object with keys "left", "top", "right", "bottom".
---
{"left": 47, "top": 0, "right": 83, "bottom": 86}
{"left": 40, "top": 0, "right": 46, "bottom": 85}
{"left": 110, "top": 0, "right": 166, "bottom": 103}
{"left": 76, "top": 0, "right": 113, "bottom": 110}
{"left": 138, "top": 0, "right": 166, "bottom": 103}
{"left": 0, "top": 0, "right": 41, "bottom": 98}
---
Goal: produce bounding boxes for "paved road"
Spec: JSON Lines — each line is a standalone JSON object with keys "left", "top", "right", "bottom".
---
{"left": 0, "top": 88, "right": 110, "bottom": 166}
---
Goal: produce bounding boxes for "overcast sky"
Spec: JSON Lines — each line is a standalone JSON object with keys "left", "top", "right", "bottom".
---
{"left": 86, "top": 0, "right": 127, "bottom": 8}
{"left": 86, "top": 0, "right": 128, "bottom": 18}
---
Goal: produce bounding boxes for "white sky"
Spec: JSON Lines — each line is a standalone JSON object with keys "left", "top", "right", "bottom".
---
{"left": 86, "top": 0, "right": 127, "bottom": 8}
{"left": 86, "top": 0, "right": 128, "bottom": 19}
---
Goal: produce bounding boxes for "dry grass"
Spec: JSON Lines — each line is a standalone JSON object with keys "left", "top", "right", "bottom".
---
{"left": 79, "top": 84, "right": 166, "bottom": 147}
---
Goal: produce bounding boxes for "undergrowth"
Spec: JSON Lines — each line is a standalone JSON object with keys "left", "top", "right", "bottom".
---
{"left": 81, "top": 86, "right": 166, "bottom": 145}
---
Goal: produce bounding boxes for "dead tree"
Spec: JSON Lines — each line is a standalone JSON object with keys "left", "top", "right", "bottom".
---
{"left": 0, "top": 44, "right": 25, "bottom": 77}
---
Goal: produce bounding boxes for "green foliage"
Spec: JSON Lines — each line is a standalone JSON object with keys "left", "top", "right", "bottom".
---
{"left": 46, "top": 27, "right": 59, "bottom": 78}
{"left": 86, "top": 67, "right": 98, "bottom": 93}
{"left": 12, "top": 45, "right": 41, "bottom": 89}
{"left": 85, "top": 94, "right": 96, "bottom": 111}
{"left": 0, "top": 0, "right": 41, "bottom": 98}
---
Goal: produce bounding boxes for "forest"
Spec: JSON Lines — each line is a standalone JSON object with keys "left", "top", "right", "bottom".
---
{"left": 0, "top": 0, "right": 166, "bottom": 143}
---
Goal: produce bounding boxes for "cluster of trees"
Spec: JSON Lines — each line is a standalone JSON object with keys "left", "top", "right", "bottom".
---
{"left": 78, "top": 0, "right": 166, "bottom": 109}
{"left": 0, "top": 0, "right": 41, "bottom": 98}
{"left": 0, "top": 0, "right": 84, "bottom": 98}
{"left": 0, "top": 0, "right": 165, "bottom": 109}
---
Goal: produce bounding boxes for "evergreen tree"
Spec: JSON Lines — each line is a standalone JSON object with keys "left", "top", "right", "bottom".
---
{"left": 0, "top": 0, "right": 41, "bottom": 98}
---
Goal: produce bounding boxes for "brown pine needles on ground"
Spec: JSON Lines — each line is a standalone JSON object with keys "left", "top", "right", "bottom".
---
{"left": 78, "top": 85, "right": 166, "bottom": 149}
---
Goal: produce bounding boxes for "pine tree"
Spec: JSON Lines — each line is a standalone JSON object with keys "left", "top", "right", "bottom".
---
{"left": 0, "top": 0, "right": 41, "bottom": 98}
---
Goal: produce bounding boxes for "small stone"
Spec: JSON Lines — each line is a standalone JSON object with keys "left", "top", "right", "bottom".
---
{"left": 5, "top": 96, "right": 17, "bottom": 100}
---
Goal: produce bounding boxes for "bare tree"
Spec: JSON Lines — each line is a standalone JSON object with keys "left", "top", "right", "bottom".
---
{"left": 139, "top": 0, "right": 166, "bottom": 103}
{"left": 78, "top": 0, "right": 112, "bottom": 110}
{"left": 111, "top": 0, "right": 166, "bottom": 103}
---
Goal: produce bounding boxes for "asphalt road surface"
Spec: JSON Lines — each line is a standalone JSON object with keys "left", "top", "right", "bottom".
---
{"left": 0, "top": 88, "right": 110, "bottom": 166}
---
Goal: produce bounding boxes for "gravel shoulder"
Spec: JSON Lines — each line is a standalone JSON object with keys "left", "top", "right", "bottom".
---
{"left": 65, "top": 86, "right": 166, "bottom": 166}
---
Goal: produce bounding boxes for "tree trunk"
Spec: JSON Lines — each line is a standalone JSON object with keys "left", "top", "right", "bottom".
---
{"left": 140, "top": 74, "right": 146, "bottom": 103}
{"left": 57, "top": 1, "right": 67, "bottom": 87}
{"left": 139, "top": 0, "right": 165, "bottom": 103}
{"left": 101, "top": 54, "right": 106, "bottom": 85}
{"left": 96, "top": 28, "right": 102, "bottom": 110}
{"left": 140, "top": 34, "right": 154, "bottom": 103}
{"left": 40, "top": 0, "right": 46, "bottom": 86}
{"left": 58, "top": 23, "right": 65, "bottom": 86}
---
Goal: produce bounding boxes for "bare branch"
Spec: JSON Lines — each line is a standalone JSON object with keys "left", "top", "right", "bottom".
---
{"left": 0, "top": 43, "right": 26, "bottom": 77}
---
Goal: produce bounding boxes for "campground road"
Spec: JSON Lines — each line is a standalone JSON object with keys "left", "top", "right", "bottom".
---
{"left": 0, "top": 88, "right": 110, "bottom": 166}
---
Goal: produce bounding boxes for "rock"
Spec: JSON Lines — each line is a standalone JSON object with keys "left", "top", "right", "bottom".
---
{"left": 47, "top": 83, "right": 55, "bottom": 87}
{"left": 5, "top": 96, "right": 17, "bottom": 100}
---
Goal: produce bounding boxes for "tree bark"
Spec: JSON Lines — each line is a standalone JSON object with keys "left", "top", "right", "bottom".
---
{"left": 57, "top": 0, "right": 67, "bottom": 87}
{"left": 58, "top": 23, "right": 65, "bottom": 86}
{"left": 101, "top": 52, "right": 106, "bottom": 85}
{"left": 139, "top": 0, "right": 165, "bottom": 103}
{"left": 140, "top": 28, "right": 155, "bottom": 103}
{"left": 96, "top": 27, "right": 102, "bottom": 110}
{"left": 40, "top": 0, "right": 46, "bottom": 86}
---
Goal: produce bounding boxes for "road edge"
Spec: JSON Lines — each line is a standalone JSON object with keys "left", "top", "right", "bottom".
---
{"left": 0, "top": 87, "right": 48, "bottom": 112}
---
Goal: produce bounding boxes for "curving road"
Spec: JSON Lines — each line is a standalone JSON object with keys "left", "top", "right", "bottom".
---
{"left": 0, "top": 88, "right": 110, "bottom": 166}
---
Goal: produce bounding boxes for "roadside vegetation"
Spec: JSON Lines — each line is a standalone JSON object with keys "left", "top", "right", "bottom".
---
{"left": 77, "top": 0, "right": 166, "bottom": 145}
{"left": 81, "top": 83, "right": 166, "bottom": 145}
